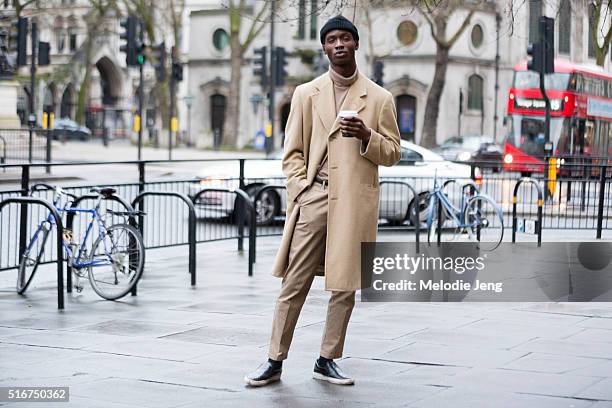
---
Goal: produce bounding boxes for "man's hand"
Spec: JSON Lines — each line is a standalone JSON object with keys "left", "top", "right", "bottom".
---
{"left": 340, "top": 117, "right": 371, "bottom": 142}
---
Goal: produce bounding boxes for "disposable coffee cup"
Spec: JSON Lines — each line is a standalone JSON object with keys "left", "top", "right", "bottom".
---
{"left": 338, "top": 110, "right": 358, "bottom": 119}
{"left": 338, "top": 110, "right": 358, "bottom": 137}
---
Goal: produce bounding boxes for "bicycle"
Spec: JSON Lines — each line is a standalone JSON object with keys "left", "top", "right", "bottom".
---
{"left": 426, "top": 173, "right": 504, "bottom": 251}
{"left": 17, "top": 184, "right": 146, "bottom": 300}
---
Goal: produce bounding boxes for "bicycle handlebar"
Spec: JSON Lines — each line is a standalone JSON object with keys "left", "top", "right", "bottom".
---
{"left": 30, "top": 183, "right": 78, "bottom": 200}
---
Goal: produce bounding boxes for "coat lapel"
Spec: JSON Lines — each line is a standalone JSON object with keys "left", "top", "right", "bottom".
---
{"left": 313, "top": 72, "right": 368, "bottom": 137}
{"left": 313, "top": 75, "right": 335, "bottom": 135}
{"left": 328, "top": 74, "right": 367, "bottom": 137}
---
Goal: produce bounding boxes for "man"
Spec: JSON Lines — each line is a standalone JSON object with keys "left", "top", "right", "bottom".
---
{"left": 245, "top": 15, "right": 400, "bottom": 387}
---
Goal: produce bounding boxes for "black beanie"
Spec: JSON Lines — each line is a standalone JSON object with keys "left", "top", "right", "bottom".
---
{"left": 320, "top": 15, "right": 359, "bottom": 44}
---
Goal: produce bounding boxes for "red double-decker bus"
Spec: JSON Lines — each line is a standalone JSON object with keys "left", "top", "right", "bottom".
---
{"left": 504, "top": 59, "right": 612, "bottom": 173}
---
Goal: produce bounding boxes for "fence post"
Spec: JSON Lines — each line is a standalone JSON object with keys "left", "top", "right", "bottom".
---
{"left": 28, "top": 128, "right": 33, "bottom": 163}
{"left": 596, "top": 164, "right": 606, "bottom": 239}
{"left": 18, "top": 166, "right": 30, "bottom": 273}
{"left": 45, "top": 128, "right": 52, "bottom": 174}
{"left": 237, "top": 159, "right": 245, "bottom": 251}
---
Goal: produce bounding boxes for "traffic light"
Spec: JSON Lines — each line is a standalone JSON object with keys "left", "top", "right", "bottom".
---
{"left": 38, "top": 41, "right": 50, "bottom": 66}
{"left": 119, "top": 16, "right": 137, "bottom": 66}
{"left": 373, "top": 60, "right": 384, "bottom": 86}
{"left": 172, "top": 60, "right": 183, "bottom": 82}
{"left": 527, "top": 16, "right": 555, "bottom": 74}
{"left": 9, "top": 17, "right": 28, "bottom": 66}
{"left": 151, "top": 41, "right": 166, "bottom": 81}
{"left": 274, "top": 46, "right": 288, "bottom": 86}
{"left": 136, "top": 20, "right": 145, "bottom": 66}
{"left": 526, "top": 42, "right": 542, "bottom": 73}
{"left": 541, "top": 16, "right": 554, "bottom": 74}
{"left": 253, "top": 46, "right": 267, "bottom": 88}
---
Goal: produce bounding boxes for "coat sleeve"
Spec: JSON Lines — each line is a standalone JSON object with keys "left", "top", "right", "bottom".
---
{"left": 282, "top": 86, "right": 310, "bottom": 202}
{"left": 360, "top": 92, "right": 401, "bottom": 167}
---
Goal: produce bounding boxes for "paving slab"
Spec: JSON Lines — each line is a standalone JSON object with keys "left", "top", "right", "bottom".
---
{"left": 0, "top": 235, "right": 611, "bottom": 407}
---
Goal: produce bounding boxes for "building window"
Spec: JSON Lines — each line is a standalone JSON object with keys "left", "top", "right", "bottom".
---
{"left": 558, "top": 0, "right": 571, "bottom": 55}
{"left": 528, "top": 0, "right": 542, "bottom": 44}
{"left": 588, "top": 3, "right": 596, "bottom": 58}
{"left": 397, "top": 20, "right": 418, "bottom": 46}
{"left": 69, "top": 28, "right": 77, "bottom": 51}
{"left": 468, "top": 74, "right": 484, "bottom": 111}
{"left": 56, "top": 29, "right": 65, "bottom": 52}
{"left": 212, "top": 28, "right": 229, "bottom": 51}
{"left": 309, "top": 0, "right": 318, "bottom": 40}
{"left": 297, "top": 0, "right": 306, "bottom": 40}
{"left": 470, "top": 23, "right": 483, "bottom": 48}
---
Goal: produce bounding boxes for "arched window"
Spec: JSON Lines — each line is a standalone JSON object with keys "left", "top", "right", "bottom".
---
{"left": 467, "top": 75, "right": 484, "bottom": 111}
{"left": 558, "top": 0, "right": 571, "bottom": 55}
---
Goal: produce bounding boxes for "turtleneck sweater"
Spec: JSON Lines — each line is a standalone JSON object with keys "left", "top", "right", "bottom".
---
{"left": 316, "top": 66, "right": 359, "bottom": 182}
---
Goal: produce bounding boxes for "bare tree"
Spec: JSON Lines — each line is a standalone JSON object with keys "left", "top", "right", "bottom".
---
{"left": 223, "top": 0, "right": 271, "bottom": 147}
{"left": 588, "top": 0, "right": 612, "bottom": 67}
{"left": 412, "top": 0, "right": 483, "bottom": 148}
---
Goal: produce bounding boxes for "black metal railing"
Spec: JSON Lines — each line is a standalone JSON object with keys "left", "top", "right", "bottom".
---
{"left": 1, "top": 158, "right": 610, "bottom": 276}
{"left": 0, "top": 128, "right": 51, "bottom": 167}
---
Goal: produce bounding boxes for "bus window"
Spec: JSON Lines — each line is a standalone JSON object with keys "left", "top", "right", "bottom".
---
{"left": 510, "top": 115, "right": 566, "bottom": 157}
{"left": 513, "top": 72, "right": 571, "bottom": 90}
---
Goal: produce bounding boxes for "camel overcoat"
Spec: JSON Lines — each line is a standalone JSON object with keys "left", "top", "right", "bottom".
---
{"left": 271, "top": 71, "right": 401, "bottom": 291}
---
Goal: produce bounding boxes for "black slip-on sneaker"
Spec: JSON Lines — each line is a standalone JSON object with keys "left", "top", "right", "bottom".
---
{"left": 313, "top": 358, "right": 354, "bottom": 385}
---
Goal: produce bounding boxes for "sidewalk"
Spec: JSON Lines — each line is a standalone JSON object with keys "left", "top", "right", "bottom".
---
{"left": 1, "top": 234, "right": 611, "bottom": 407}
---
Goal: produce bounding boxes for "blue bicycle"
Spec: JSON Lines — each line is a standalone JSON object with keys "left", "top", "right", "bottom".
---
{"left": 17, "top": 184, "right": 145, "bottom": 300}
{"left": 426, "top": 174, "right": 504, "bottom": 251}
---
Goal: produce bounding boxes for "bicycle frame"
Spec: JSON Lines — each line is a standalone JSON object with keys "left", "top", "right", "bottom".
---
{"left": 426, "top": 175, "right": 482, "bottom": 230}
{"left": 41, "top": 192, "right": 113, "bottom": 270}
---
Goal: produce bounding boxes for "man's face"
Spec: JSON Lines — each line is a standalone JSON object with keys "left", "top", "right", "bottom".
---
{"left": 322, "top": 29, "right": 358, "bottom": 66}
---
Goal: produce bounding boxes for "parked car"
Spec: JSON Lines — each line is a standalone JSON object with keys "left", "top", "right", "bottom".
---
{"left": 433, "top": 135, "right": 503, "bottom": 172}
{"left": 52, "top": 118, "right": 92, "bottom": 141}
{"left": 189, "top": 140, "right": 476, "bottom": 225}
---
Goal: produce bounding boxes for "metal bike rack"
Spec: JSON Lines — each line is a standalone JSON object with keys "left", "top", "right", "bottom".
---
{"left": 132, "top": 191, "right": 196, "bottom": 292}
{"left": 0, "top": 135, "right": 6, "bottom": 171}
{"left": 512, "top": 177, "right": 543, "bottom": 247}
{"left": 66, "top": 193, "right": 136, "bottom": 294}
{"left": 191, "top": 188, "right": 256, "bottom": 276}
{"left": 254, "top": 184, "right": 287, "bottom": 263}
{"left": 377, "top": 180, "right": 421, "bottom": 253}
{"left": 0, "top": 197, "right": 66, "bottom": 310}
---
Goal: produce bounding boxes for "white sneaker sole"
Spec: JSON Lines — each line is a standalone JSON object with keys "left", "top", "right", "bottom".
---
{"left": 312, "top": 371, "right": 355, "bottom": 385}
{"left": 244, "top": 372, "right": 281, "bottom": 387}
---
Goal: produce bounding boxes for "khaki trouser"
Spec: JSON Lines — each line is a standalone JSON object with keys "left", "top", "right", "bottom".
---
{"left": 268, "top": 181, "right": 356, "bottom": 361}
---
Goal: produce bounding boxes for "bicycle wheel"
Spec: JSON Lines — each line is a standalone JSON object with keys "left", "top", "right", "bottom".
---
{"left": 17, "top": 225, "right": 51, "bottom": 294}
{"left": 87, "top": 223, "right": 145, "bottom": 300}
{"left": 463, "top": 195, "right": 504, "bottom": 251}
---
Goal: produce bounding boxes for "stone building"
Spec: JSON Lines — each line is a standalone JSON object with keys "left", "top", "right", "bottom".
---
{"left": 1, "top": 0, "right": 189, "bottom": 143}
{"left": 187, "top": 0, "right": 611, "bottom": 149}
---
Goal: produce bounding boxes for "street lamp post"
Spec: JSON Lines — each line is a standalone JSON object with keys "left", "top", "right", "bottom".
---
{"left": 184, "top": 93, "right": 195, "bottom": 147}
